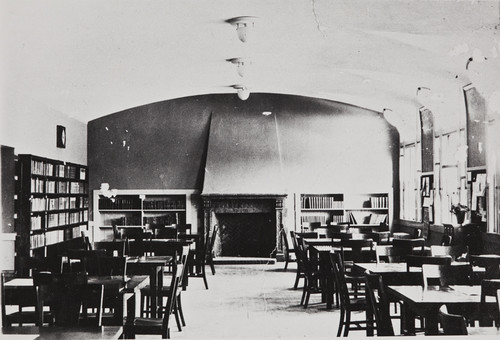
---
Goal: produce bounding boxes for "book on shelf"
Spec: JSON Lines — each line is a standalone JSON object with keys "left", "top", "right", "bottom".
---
{"left": 368, "top": 213, "right": 387, "bottom": 224}
{"left": 348, "top": 212, "right": 357, "bottom": 224}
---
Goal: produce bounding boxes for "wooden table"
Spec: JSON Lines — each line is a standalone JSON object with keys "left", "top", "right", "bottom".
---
{"left": 387, "top": 285, "right": 496, "bottom": 335}
{"left": 88, "top": 275, "right": 149, "bottom": 325}
{"left": 4, "top": 275, "right": 150, "bottom": 326}
{"left": 126, "top": 255, "right": 172, "bottom": 318}
{"left": 1, "top": 326, "right": 122, "bottom": 339}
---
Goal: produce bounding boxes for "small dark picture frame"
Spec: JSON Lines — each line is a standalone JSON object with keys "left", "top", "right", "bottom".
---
{"left": 56, "top": 125, "right": 66, "bottom": 148}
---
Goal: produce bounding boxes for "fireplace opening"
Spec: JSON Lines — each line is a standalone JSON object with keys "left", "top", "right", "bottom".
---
{"left": 216, "top": 213, "right": 276, "bottom": 257}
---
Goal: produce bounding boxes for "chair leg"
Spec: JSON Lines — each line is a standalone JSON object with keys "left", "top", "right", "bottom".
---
{"left": 300, "top": 282, "right": 307, "bottom": 305}
{"left": 177, "top": 295, "right": 186, "bottom": 327}
{"left": 174, "top": 302, "right": 182, "bottom": 332}
{"left": 343, "top": 310, "right": 351, "bottom": 337}
{"left": 337, "top": 308, "right": 345, "bottom": 337}
{"left": 293, "top": 272, "right": 301, "bottom": 289}
{"left": 284, "top": 257, "right": 289, "bottom": 271}
{"left": 202, "top": 267, "right": 208, "bottom": 290}
{"left": 208, "top": 257, "right": 216, "bottom": 275}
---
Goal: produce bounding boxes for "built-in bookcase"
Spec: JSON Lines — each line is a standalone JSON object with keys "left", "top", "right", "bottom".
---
{"left": 298, "top": 192, "right": 389, "bottom": 229}
{"left": 93, "top": 189, "right": 196, "bottom": 241}
{"left": 15, "top": 154, "right": 89, "bottom": 263}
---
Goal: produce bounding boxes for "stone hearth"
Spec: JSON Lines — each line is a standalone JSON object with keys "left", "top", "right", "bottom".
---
{"left": 202, "top": 194, "right": 286, "bottom": 259}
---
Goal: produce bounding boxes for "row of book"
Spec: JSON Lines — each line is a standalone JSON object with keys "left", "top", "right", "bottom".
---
{"left": 301, "top": 214, "right": 345, "bottom": 225}
{"left": 143, "top": 213, "right": 182, "bottom": 226}
{"left": 45, "top": 211, "right": 88, "bottom": 228}
{"left": 143, "top": 200, "right": 186, "bottom": 210}
{"left": 110, "top": 216, "right": 142, "bottom": 226}
{"left": 30, "top": 196, "right": 88, "bottom": 212}
{"left": 370, "top": 196, "right": 388, "bottom": 209}
{"left": 348, "top": 212, "right": 387, "bottom": 224}
{"left": 30, "top": 160, "right": 87, "bottom": 179}
{"left": 30, "top": 178, "right": 88, "bottom": 194}
{"left": 301, "top": 196, "right": 344, "bottom": 209}
{"left": 29, "top": 225, "right": 81, "bottom": 249}
{"left": 99, "top": 198, "right": 141, "bottom": 210}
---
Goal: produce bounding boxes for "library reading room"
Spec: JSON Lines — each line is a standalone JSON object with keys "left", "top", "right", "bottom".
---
{"left": 1, "top": 1, "right": 500, "bottom": 339}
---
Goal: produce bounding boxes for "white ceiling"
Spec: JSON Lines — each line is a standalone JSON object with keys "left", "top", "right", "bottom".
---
{"left": 2, "top": 0, "right": 500, "bottom": 138}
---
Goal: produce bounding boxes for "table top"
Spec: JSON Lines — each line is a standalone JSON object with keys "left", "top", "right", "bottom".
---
{"left": 88, "top": 275, "right": 149, "bottom": 293}
{"left": 5, "top": 275, "right": 149, "bottom": 294}
{"left": 1, "top": 326, "right": 122, "bottom": 340}
{"left": 387, "top": 285, "right": 495, "bottom": 306}
{"left": 355, "top": 262, "right": 408, "bottom": 273}
{"left": 126, "top": 255, "right": 172, "bottom": 264}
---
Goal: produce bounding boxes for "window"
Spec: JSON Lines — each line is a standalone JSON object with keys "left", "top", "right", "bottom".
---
{"left": 400, "top": 143, "right": 418, "bottom": 221}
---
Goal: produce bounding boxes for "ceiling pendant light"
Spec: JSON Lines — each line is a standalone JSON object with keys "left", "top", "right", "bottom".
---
{"left": 226, "top": 57, "right": 251, "bottom": 77}
{"left": 231, "top": 84, "right": 250, "bottom": 100}
{"left": 226, "top": 16, "right": 257, "bottom": 43}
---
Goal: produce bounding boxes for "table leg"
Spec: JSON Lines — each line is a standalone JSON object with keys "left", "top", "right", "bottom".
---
{"left": 401, "top": 302, "right": 415, "bottom": 335}
{"left": 424, "top": 310, "right": 440, "bottom": 335}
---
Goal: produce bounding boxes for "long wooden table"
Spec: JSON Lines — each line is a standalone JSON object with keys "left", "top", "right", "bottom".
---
{"left": 1, "top": 326, "right": 123, "bottom": 339}
{"left": 4, "top": 275, "right": 150, "bottom": 326}
{"left": 387, "top": 285, "right": 496, "bottom": 335}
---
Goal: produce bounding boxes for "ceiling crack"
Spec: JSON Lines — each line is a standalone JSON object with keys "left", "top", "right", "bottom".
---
{"left": 311, "top": 0, "right": 326, "bottom": 38}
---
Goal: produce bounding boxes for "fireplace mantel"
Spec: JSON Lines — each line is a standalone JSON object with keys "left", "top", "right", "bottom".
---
{"left": 201, "top": 193, "right": 287, "bottom": 259}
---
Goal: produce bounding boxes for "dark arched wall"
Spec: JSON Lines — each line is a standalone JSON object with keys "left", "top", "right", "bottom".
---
{"left": 88, "top": 93, "right": 399, "bottom": 207}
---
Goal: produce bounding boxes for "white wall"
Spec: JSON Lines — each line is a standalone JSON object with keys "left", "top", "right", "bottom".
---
{"left": 0, "top": 89, "right": 87, "bottom": 165}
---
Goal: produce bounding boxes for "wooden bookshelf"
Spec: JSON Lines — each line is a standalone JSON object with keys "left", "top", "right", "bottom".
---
{"left": 298, "top": 192, "right": 389, "bottom": 229}
{"left": 15, "top": 154, "right": 89, "bottom": 272}
{"left": 93, "top": 190, "right": 196, "bottom": 241}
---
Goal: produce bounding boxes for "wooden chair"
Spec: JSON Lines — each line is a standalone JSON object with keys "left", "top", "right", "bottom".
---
{"left": 187, "top": 226, "right": 216, "bottom": 289}
{"left": 156, "top": 227, "right": 178, "bottom": 239}
{"left": 470, "top": 255, "right": 500, "bottom": 279}
{"left": 176, "top": 224, "right": 192, "bottom": 235}
{"left": 290, "top": 231, "right": 306, "bottom": 289}
{"left": 364, "top": 274, "right": 394, "bottom": 336}
{"left": 205, "top": 225, "right": 218, "bottom": 276}
{"left": 391, "top": 238, "right": 426, "bottom": 262}
{"left": 479, "top": 279, "right": 500, "bottom": 327}
{"left": 329, "top": 232, "right": 353, "bottom": 241}
{"left": 295, "top": 231, "right": 318, "bottom": 239}
{"left": 340, "top": 239, "right": 375, "bottom": 264}
{"left": 65, "top": 249, "right": 108, "bottom": 275}
{"left": 439, "top": 305, "right": 468, "bottom": 335}
{"left": 280, "top": 225, "right": 295, "bottom": 271}
{"left": 39, "top": 272, "right": 104, "bottom": 327}
{"left": 422, "top": 263, "right": 473, "bottom": 287}
{"left": 296, "top": 238, "right": 323, "bottom": 308}
{"left": 330, "top": 252, "right": 368, "bottom": 336}
{"left": 141, "top": 246, "right": 189, "bottom": 332}
{"left": 405, "top": 255, "right": 452, "bottom": 272}
{"left": 124, "top": 264, "right": 183, "bottom": 339}
{"left": 1, "top": 270, "right": 49, "bottom": 327}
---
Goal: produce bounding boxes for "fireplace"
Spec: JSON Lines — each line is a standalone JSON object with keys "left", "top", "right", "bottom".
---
{"left": 202, "top": 194, "right": 286, "bottom": 258}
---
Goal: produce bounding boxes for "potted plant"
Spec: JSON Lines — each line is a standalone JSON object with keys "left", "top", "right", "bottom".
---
{"left": 450, "top": 203, "right": 469, "bottom": 225}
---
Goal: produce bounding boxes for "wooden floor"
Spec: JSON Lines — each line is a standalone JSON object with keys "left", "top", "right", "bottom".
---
{"left": 151, "top": 262, "right": 353, "bottom": 339}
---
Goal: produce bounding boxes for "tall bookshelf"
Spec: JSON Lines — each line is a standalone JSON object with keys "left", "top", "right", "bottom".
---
{"left": 298, "top": 192, "right": 389, "bottom": 229}
{"left": 15, "top": 154, "right": 89, "bottom": 268}
{"left": 93, "top": 190, "right": 196, "bottom": 241}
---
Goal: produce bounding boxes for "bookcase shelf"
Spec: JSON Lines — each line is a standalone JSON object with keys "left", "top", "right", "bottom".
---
{"left": 93, "top": 190, "right": 196, "bottom": 240}
{"left": 15, "top": 154, "right": 89, "bottom": 272}
{"left": 298, "top": 192, "right": 389, "bottom": 229}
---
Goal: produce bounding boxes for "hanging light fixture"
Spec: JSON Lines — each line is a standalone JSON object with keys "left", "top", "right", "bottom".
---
{"left": 231, "top": 84, "right": 250, "bottom": 100}
{"left": 226, "top": 57, "right": 251, "bottom": 77}
{"left": 226, "top": 16, "right": 257, "bottom": 43}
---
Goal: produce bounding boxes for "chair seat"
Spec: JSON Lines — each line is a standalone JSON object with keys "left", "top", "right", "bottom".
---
{"left": 132, "top": 317, "right": 163, "bottom": 327}
{"left": 350, "top": 297, "right": 367, "bottom": 310}
{"left": 5, "top": 311, "right": 53, "bottom": 326}
{"left": 141, "top": 284, "right": 173, "bottom": 296}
